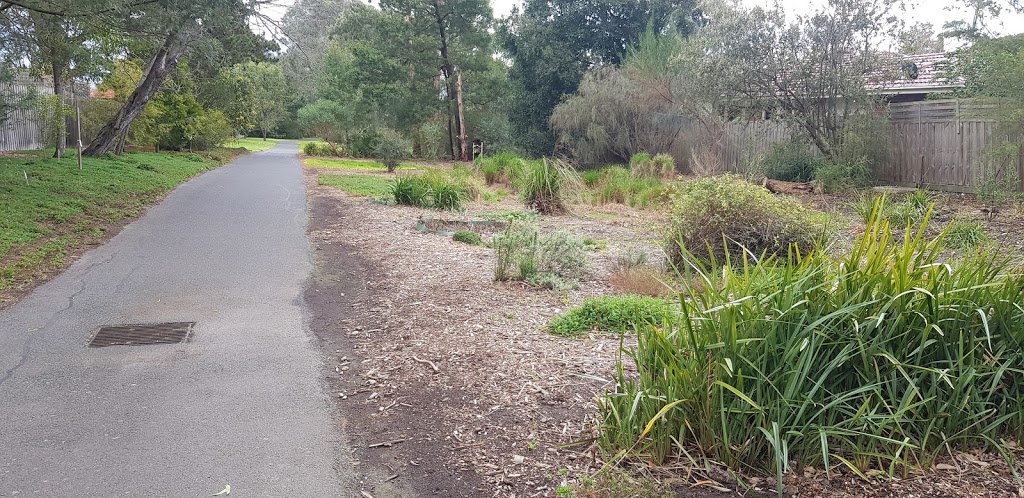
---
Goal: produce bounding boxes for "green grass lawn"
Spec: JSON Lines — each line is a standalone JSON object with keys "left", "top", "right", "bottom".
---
{"left": 223, "top": 137, "right": 282, "bottom": 152}
{"left": 304, "top": 157, "right": 418, "bottom": 171}
{"left": 318, "top": 173, "right": 395, "bottom": 197}
{"left": 0, "top": 150, "right": 230, "bottom": 296}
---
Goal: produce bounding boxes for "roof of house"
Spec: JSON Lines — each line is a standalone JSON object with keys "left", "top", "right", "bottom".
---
{"left": 867, "top": 52, "right": 964, "bottom": 95}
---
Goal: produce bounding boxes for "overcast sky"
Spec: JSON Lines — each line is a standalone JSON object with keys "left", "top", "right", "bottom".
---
{"left": 489, "top": 0, "right": 1024, "bottom": 39}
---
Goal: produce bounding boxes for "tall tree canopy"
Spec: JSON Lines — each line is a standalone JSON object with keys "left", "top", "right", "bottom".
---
{"left": 499, "top": 0, "right": 699, "bottom": 156}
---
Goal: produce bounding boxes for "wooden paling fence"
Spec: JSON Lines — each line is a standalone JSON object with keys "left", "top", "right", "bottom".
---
{"left": 715, "top": 99, "right": 1024, "bottom": 193}
{"left": 0, "top": 75, "right": 53, "bottom": 152}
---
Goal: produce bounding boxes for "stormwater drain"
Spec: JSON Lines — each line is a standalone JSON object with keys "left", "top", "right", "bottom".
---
{"left": 87, "top": 322, "right": 196, "bottom": 348}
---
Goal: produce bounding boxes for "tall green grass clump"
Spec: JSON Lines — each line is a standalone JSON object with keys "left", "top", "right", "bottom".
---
{"left": 493, "top": 222, "right": 589, "bottom": 290}
{"left": 600, "top": 201, "right": 1024, "bottom": 495}
{"left": 630, "top": 152, "right": 675, "bottom": 180}
{"left": 665, "top": 175, "right": 825, "bottom": 266}
{"left": 478, "top": 151, "right": 526, "bottom": 186}
{"left": 516, "top": 158, "right": 582, "bottom": 215}
{"left": 583, "top": 166, "right": 673, "bottom": 209}
{"left": 391, "top": 172, "right": 467, "bottom": 211}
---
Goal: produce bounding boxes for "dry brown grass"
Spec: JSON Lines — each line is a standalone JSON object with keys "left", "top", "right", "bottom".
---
{"left": 609, "top": 267, "right": 673, "bottom": 297}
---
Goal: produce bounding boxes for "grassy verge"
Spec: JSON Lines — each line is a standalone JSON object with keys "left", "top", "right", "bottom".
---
{"left": 0, "top": 149, "right": 237, "bottom": 303}
{"left": 305, "top": 157, "right": 418, "bottom": 171}
{"left": 223, "top": 137, "right": 282, "bottom": 152}
{"left": 318, "top": 173, "right": 394, "bottom": 197}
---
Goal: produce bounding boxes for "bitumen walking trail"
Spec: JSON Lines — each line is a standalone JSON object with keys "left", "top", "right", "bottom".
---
{"left": 0, "top": 142, "right": 351, "bottom": 496}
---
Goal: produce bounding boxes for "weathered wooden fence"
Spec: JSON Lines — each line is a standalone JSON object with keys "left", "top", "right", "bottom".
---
{"left": 714, "top": 99, "right": 1024, "bottom": 193}
{"left": 883, "top": 100, "right": 1023, "bottom": 192}
{"left": 0, "top": 75, "right": 53, "bottom": 152}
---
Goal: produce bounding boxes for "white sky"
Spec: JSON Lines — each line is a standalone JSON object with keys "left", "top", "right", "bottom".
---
{"left": 489, "top": 0, "right": 1024, "bottom": 40}
{"left": 263, "top": 0, "right": 1024, "bottom": 44}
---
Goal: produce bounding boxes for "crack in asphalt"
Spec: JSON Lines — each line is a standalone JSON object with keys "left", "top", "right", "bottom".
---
{"left": 0, "top": 250, "right": 118, "bottom": 389}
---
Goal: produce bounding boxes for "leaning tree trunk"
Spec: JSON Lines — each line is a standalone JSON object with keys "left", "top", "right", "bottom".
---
{"left": 51, "top": 61, "right": 66, "bottom": 159}
{"left": 84, "top": 29, "right": 190, "bottom": 156}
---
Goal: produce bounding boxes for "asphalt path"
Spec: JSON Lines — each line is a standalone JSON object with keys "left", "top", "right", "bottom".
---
{"left": 0, "top": 142, "right": 351, "bottom": 497}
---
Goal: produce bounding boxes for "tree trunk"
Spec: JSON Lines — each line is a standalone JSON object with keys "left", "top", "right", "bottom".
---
{"left": 456, "top": 72, "right": 467, "bottom": 162}
{"left": 84, "top": 29, "right": 190, "bottom": 156}
{"left": 431, "top": 0, "right": 459, "bottom": 161}
{"left": 51, "top": 61, "right": 66, "bottom": 159}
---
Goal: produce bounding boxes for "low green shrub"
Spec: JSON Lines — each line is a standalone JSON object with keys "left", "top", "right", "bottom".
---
{"left": 452, "top": 230, "right": 483, "bottom": 245}
{"left": 302, "top": 141, "right": 343, "bottom": 157}
{"left": 944, "top": 218, "right": 987, "bottom": 250}
{"left": 493, "top": 222, "right": 589, "bottom": 290}
{"left": 852, "top": 192, "right": 931, "bottom": 227}
{"left": 429, "top": 173, "right": 467, "bottom": 211}
{"left": 665, "top": 175, "right": 825, "bottom": 266}
{"left": 516, "top": 158, "right": 582, "bottom": 215}
{"left": 547, "top": 295, "right": 672, "bottom": 337}
{"left": 813, "top": 158, "right": 872, "bottom": 193}
{"left": 347, "top": 128, "right": 382, "bottom": 157}
{"left": 373, "top": 128, "right": 413, "bottom": 172}
{"left": 760, "top": 142, "right": 825, "bottom": 182}
{"left": 602, "top": 202, "right": 1024, "bottom": 495}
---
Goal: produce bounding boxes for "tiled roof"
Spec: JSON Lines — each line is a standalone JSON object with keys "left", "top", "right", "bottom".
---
{"left": 867, "top": 52, "right": 964, "bottom": 94}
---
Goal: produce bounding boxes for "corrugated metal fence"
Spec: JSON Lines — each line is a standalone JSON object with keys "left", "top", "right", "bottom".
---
{"left": 0, "top": 75, "right": 53, "bottom": 152}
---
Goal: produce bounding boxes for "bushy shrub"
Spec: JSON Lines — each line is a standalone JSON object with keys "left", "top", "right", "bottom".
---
{"left": 452, "top": 230, "right": 483, "bottom": 245}
{"left": 348, "top": 128, "right": 382, "bottom": 157}
{"left": 515, "top": 159, "right": 582, "bottom": 215}
{"left": 547, "top": 295, "right": 672, "bottom": 336}
{"left": 601, "top": 207, "right": 1024, "bottom": 493}
{"left": 813, "top": 157, "right": 873, "bottom": 192}
{"left": 493, "top": 222, "right": 590, "bottom": 290}
{"left": 190, "top": 110, "right": 234, "bottom": 151}
{"left": 665, "top": 175, "right": 825, "bottom": 266}
{"left": 630, "top": 153, "right": 675, "bottom": 179}
{"left": 852, "top": 192, "right": 931, "bottom": 227}
{"left": 302, "top": 141, "right": 343, "bottom": 156}
{"left": 760, "top": 142, "right": 825, "bottom": 182}
{"left": 373, "top": 128, "right": 413, "bottom": 172}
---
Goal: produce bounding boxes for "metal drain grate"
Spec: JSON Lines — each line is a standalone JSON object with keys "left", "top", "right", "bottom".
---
{"left": 88, "top": 322, "right": 195, "bottom": 348}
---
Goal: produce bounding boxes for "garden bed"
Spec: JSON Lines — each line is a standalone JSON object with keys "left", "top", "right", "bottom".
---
{"left": 304, "top": 163, "right": 1024, "bottom": 498}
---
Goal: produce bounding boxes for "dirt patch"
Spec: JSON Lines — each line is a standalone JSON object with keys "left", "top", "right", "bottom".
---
{"left": 304, "top": 167, "right": 1024, "bottom": 497}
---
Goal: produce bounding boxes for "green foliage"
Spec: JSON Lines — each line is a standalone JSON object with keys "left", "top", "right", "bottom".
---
{"left": 477, "top": 151, "right": 526, "bottom": 185}
{"left": 501, "top": 0, "right": 697, "bottom": 157}
{"left": 391, "top": 175, "right": 432, "bottom": 207}
{"left": 297, "top": 99, "right": 352, "bottom": 145}
{"left": 760, "top": 142, "right": 825, "bottom": 182}
{"left": 1, "top": 151, "right": 218, "bottom": 290}
{"left": 813, "top": 158, "right": 873, "bottom": 193}
{"left": 452, "top": 230, "right": 483, "bottom": 245}
{"left": 372, "top": 128, "right": 413, "bottom": 172}
{"left": 583, "top": 166, "right": 672, "bottom": 209}
{"left": 478, "top": 210, "right": 539, "bottom": 223}
{"left": 32, "top": 94, "right": 72, "bottom": 151}
{"left": 215, "top": 61, "right": 288, "bottom": 137}
{"left": 305, "top": 157, "right": 414, "bottom": 171}
{"left": 629, "top": 153, "right": 675, "bottom": 180}
{"left": 665, "top": 175, "right": 824, "bottom": 266}
{"left": 601, "top": 205, "right": 1024, "bottom": 493}
{"left": 975, "top": 164, "right": 1023, "bottom": 206}
{"left": 516, "top": 158, "right": 582, "bottom": 215}
{"left": 190, "top": 110, "right": 235, "bottom": 151}
{"left": 318, "top": 174, "right": 395, "bottom": 197}
{"left": 851, "top": 192, "right": 931, "bottom": 227}
{"left": 547, "top": 295, "right": 672, "bottom": 337}
{"left": 347, "top": 128, "right": 383, "bottom": 158}
{"left": 390, "top": 173, "right": 468, "bottom": 211}
{"left": 944, "top": 218, "right": 988, "bottom": 250}
{"left": 493, "top": 222, "right": 590, "bottom": 290}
